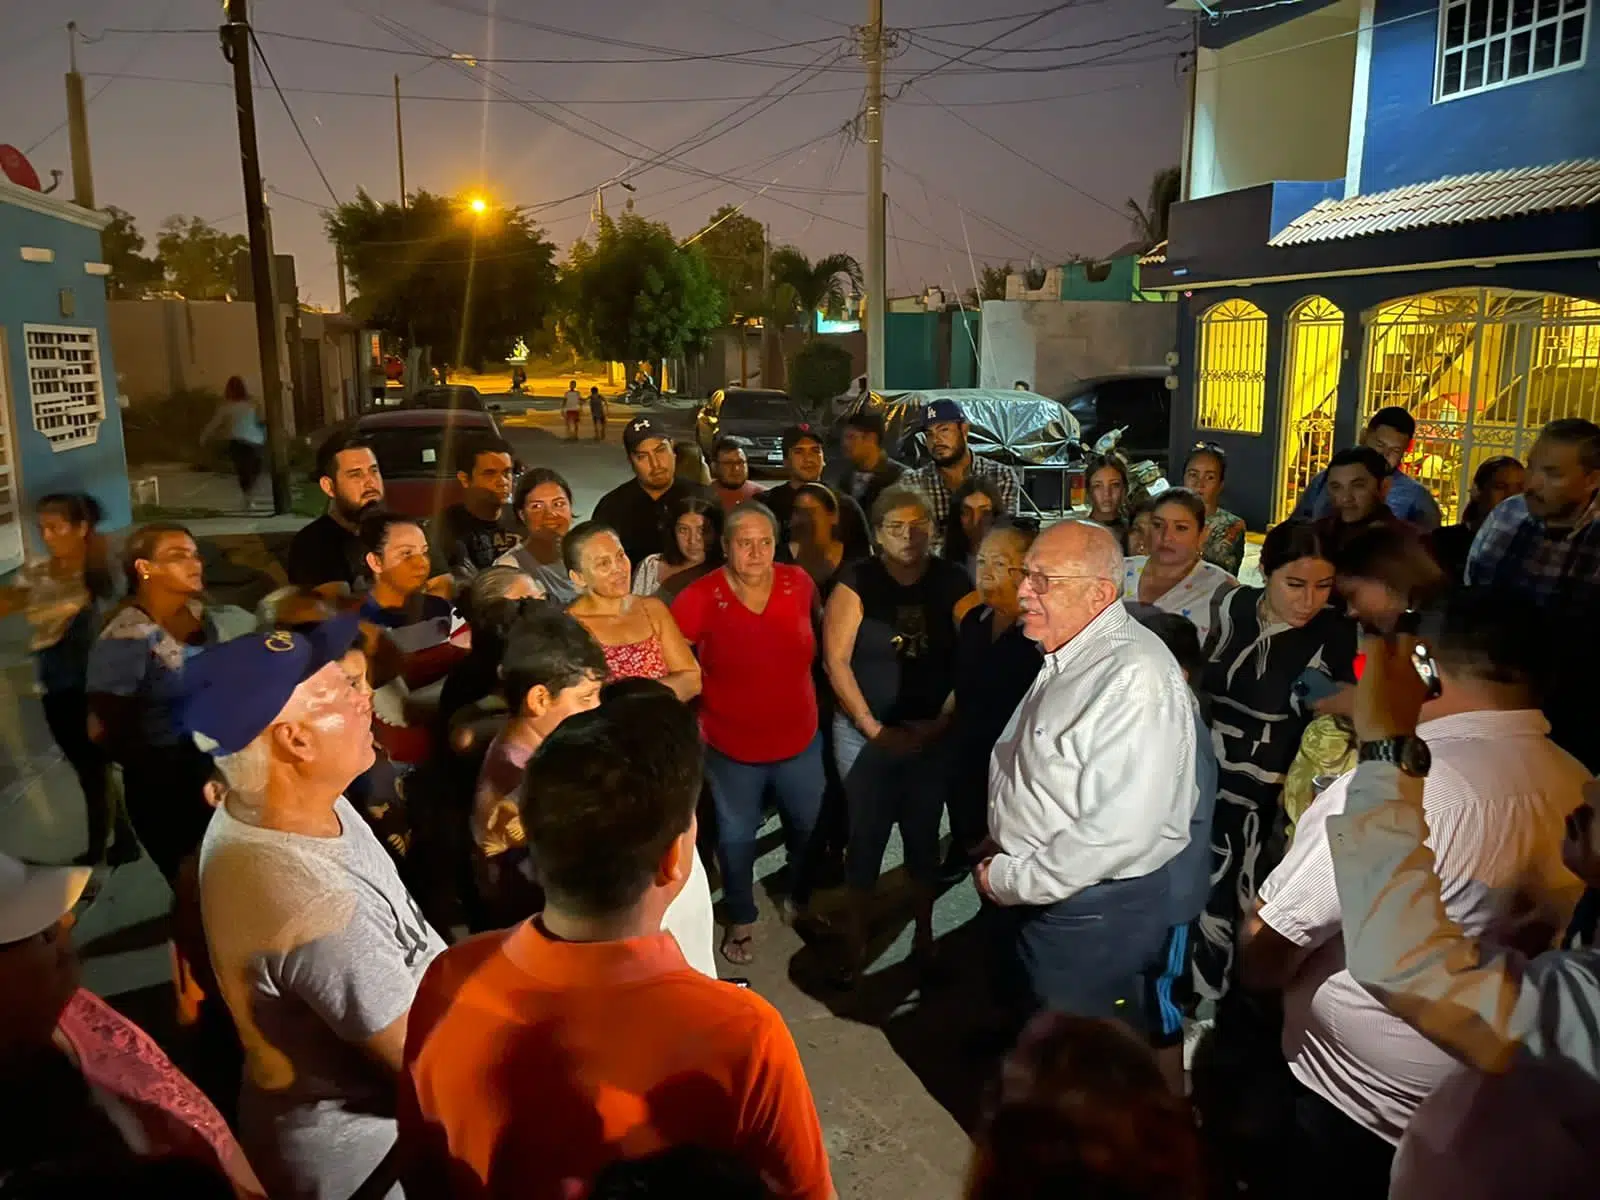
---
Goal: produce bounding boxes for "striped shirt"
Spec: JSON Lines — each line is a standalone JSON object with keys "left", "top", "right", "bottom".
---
{"left": 1257, "top": 708, "right": 1586, "bottom": 1144}
{"left": 1464, "top": 492, "right": 1600, "bottom": 620}
{"left": 901, "top": 453, "right": 1020, "bottom": 553}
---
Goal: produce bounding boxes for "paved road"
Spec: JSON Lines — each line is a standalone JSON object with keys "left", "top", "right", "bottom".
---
{"left": 0, "top": 395, "right": 980, "bottom": 1199}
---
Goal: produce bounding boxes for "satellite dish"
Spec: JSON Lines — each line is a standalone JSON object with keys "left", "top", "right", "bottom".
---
{"left": 1022, "top": 254, "right": 1047, "bottom": 291}
{"left": 0, "top": 145, "right": 42, "bottom": 191}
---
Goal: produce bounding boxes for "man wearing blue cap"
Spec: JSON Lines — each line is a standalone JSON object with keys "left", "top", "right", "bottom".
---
{"left": 185, "top": 613, "right": 445, "bottom": 1200}
{"left": 903, "top": 398, "right": 1020, "bottom": 553}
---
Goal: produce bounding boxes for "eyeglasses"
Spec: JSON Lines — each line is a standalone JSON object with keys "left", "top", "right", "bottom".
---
{"left": 881, "top": 520, "right": 931, "bottom": 538}
{"left": 1023, "top": 571, "right": 1103, "bottom": 595}
{"left": 975, "top": 559, "right": 1025, "bottom": 579}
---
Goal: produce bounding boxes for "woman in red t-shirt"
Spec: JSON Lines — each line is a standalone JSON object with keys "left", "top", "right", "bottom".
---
{"left": 672, "top": 500, "right": 823, "bottom": 966}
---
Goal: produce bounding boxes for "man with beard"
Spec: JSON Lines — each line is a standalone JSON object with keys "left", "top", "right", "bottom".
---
{"left": 592, "top": 416, "right": 710, "bottom": 565}
{"left": 761, "top": 424, "right": 871, "bottom": 561}
{"left": 435, "top": 435, "right": 522, "bottom": 581}
{"left": 902, "top": 399, "right": 1019, "bottom": 554}
{"left": 710, "top": 436, "right": 763, "bottom": 512}
{"left": 287, "top": 433, "right": 386, "bottom": 596}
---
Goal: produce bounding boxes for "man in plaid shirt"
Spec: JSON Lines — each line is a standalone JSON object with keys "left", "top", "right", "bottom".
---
{"left": 901, "top": 398, "right": 1020, "bottom": 553}
{"left": 1466, "top": 416, "right": 1600, "bottom": 772}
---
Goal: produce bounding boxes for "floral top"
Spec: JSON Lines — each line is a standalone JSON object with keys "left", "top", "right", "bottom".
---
{"left": 1121, "top": 555, "right": 1238, "bottom": 645}
{"left": 1202, "top": 508, "right": 1247, "bottom": 575}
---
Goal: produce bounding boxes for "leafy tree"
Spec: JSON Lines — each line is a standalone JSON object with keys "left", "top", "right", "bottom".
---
{"left": 787, "top": 340, "right": 854, "bottom": 417}
{"left": 327, "top": 189, "right": 559, "bottom": 369}
{"left": 1125, "top": 166, "right": 1181, "bottom": 251}
{"left": 157, "top": 216, "right": 248, "bottom": 300}
{"left": 768, "top": 247, "right": 862, "bottom": 338}
{"left": 100, "top": 207, "right": 165, "bottom": 299}
{"left": 964, "top": 262, "right": 1013, "bottom": 308}
{"left": 695, "top": 207, "right": 767, "bottom": 316}
{"left": 561, "top": 212, "right": 726, "bottom": 365}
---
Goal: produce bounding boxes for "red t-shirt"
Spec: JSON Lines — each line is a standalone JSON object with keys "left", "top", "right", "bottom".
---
{"left": 672, "top": 565, "right": 818, "bottom": 763}
{"left": 399, "top": 922, "right": 833, "bottom": 1200}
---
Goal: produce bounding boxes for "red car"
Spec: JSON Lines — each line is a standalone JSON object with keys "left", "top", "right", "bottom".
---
{"left": 352, "top": 407, "right": 511, "bottom": 522}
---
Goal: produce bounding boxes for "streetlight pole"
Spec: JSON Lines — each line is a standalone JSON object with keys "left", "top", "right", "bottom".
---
{"left": 864, "top": 0, "right": 886, "bottom": 391}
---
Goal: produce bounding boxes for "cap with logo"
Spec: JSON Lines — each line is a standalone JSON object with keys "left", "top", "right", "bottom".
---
{"left": 622, "top": 416, "right": 669, "bottom": 455}
{"left": 176, "top": 613, "right": 362, "bottom": 756}
{"left": 782, "top": 423, "right": 823, "bottom": 454}
{"left": 922, "top": 399, "right": 967, "bottom": 429}
{"left": 0, "top": 852, "right": 90, "bottom": 945}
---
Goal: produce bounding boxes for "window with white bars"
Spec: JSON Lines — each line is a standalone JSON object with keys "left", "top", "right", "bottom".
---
{"left": 1437, "top": 0, "right": 1589, "bottom": 100}
{"left": 24, "top": 325, "right": 106, "bottom": 452}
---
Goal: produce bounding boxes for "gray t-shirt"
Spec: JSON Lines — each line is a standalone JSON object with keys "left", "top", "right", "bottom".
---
{"left": 493, "top": 544, "right": 578, "bottom": 606}
{"left": 199, "top": 796, "right": 445, "bottom": 1200}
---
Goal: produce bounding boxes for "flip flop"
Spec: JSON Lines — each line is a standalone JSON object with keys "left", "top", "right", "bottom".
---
{"left": 720, "top": 932, "right": 756, "bottom": 966}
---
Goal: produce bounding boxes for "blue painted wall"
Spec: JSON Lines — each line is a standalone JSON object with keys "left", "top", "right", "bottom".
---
{"left": 0, "top": 195, "right": 132, "bottom": 551}
{"left": 1362, "top": 0, "right": 1600, "bottom": 193}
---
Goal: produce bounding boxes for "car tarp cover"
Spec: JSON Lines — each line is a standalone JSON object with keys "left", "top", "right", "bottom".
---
{"left": 874, "top": 389, "right": 1080, "bottom": 465}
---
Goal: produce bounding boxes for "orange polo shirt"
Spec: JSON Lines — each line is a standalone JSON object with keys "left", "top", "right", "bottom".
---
{"left": 398, "top": 920, "right": 833, "bottom": 1200}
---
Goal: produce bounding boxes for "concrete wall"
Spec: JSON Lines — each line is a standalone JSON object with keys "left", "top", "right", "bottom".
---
{"left": 0, "top": 184, "right": 131, "bottom": 570}
{"left": 978, "top": 300, "right": 1176, "bottom": 400}
{"left": 1360, "top": 0, "right": 1600, "bottom": 193}
{"left": 1190, "top": 0, "right": 1360, "bottom": 199}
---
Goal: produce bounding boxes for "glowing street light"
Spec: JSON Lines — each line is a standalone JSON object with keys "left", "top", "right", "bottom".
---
{"left": 468, "top": 195, "right": 488, "bottom": 215}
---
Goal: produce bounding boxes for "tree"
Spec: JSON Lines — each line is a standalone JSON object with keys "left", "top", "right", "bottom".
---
{"left": 964, "top": 262, "right": 1013, "bottom": 308}
{"left": 694, "top": 206, "right": 766, "bottom": 316}
{"left": 787, "top": 341, "right": 854, "bottom": 417}
{"left": 157, "top": 216, "right": 249, "bottom": 300}
{"left": 328, "top": 189, "right": 559, "bottom": 368}
{"left": 100, "top": 207, "right": 165, "bottom": 299}
{"left": 767, "top": 247, "right": 862, "bottom": 338}
{"left": 1125, "top": 166, "right": 1182, "bottom": 251}
{"left": 561, "top": 212, "right": 726, "bottom": 365}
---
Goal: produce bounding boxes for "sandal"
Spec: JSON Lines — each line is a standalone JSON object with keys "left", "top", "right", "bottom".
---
{"left": 720, "top": 927, "right": 756, "bottom": 966}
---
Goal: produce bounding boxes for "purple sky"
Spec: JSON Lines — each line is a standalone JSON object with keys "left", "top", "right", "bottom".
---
{"left": 7, "top": 1, "right": 1189, "bottom": 308}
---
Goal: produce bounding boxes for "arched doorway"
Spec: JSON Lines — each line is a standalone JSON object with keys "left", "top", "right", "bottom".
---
{"left": 1195, "top": 298, "right": 1268, "bottom": 435}
{"left": 1276, "top": 296, "right": 1344, "bottom": 523}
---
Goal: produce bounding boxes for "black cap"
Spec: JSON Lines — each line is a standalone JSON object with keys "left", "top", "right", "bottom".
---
{"left": 623, "top": 416, "right": 669, "bottom": 454}
{"left": 782, "top": 423, "right": 823, "bottom": 453}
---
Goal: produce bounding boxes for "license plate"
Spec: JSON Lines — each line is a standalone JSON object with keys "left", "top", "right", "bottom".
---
{"left": 767, "top": 451, "right": 784, "bottom": 463}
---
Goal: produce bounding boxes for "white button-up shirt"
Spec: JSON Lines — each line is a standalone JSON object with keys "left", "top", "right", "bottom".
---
{"left": 986, "top": 600, "right": 1198, "bottom": 908}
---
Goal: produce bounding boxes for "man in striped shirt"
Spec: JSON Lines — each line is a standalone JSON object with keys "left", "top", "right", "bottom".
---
{"left": 1237, "top": 590, "right": 1587, "bottom": 1198}
{"left": 901, "top": 399, "right": 1019, "bottom": 553}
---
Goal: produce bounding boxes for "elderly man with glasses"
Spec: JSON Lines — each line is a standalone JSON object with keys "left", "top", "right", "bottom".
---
{"left": 977, "top": 519, "right": 1200, "bottom": 1029}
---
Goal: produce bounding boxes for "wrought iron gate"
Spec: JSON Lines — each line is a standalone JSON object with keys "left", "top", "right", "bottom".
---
{"left": 1275, "top": 296, "right": 1345, "bottom": 522}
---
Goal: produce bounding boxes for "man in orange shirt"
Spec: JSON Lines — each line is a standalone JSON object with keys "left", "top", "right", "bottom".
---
{"left": 398, "top": 686, "right": 835, "bottom": 1200}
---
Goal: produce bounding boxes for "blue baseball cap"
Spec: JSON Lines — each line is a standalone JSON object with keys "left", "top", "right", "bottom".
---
{"left": 178, "top": 612, "right": 362, "bottom": 755}
{"left": 923, "top": 399, "right": 967, "bottom": 428}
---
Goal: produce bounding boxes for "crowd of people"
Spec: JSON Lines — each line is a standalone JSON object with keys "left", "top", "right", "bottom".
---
{"left": 3, "top": 392, "right": 1599, "bottom": 1199}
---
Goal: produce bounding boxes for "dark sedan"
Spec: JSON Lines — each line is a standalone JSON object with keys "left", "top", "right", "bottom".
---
{"left": 352, "top": 407, "right": 506, "bottom": 521}
{"left": 695, "top": 387, "right": 806, "bottom": 474}
{"left": 399, "top": 384, "right": 486, "bottom": 413}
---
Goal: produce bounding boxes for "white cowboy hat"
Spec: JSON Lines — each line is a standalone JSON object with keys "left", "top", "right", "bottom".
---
{"left": 0, "top": 852, "right": 90, "bottom": 944}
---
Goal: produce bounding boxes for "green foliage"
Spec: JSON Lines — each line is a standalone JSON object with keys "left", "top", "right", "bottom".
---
{"left": 157, "top": 216, "right": 249, "bottom": 300}
{"left": 767, "top": 248, "right": 862, "bottom": 337}
{"left": 787, "top": 341, "right": 854, "bottom": 416}
{"left": 694, "top": 206, "right": 767, "bottom": 316}
{"left": 327, "top": 189, "right": 559, "bottom": 369}
{"left": 120, "top": 388, "right": 224, "bottom": 465}
{"left": 1126, "top": 166, "right": 1182, "bottom": 250}
{"left": 965, "top": 262, "right": 1012, "bottom": 307}
{"left": 100, "top": 207, "right": 165, "bottom": 300}
{"left": 561, "top": 213, "right": 727, "bottom": 365}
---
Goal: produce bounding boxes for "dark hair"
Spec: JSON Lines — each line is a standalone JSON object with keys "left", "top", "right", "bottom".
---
{"left": 1333, "top": 524, "right": 1445, "bottom": 606}
{"left": 563, "top": 520, "right": 620, "bottom": 575}
{"left": 588, "top": 1147, "right": 772, "bottom": 1200}
{"left": 500, "top": 610, "right": 608, "bottom": 712}
{"left": 1259, "top": 518, "right": 1333, "bottom": 577}
{"left": 1184, "top": 441, "right": 1228, "bottom": 480}
{"left": 1151, "top": 487, "right": 1207, "bottom": 528}
{"left": 712, "top": 435, "right": 751, "bottom": 460}
{"left": 513, "top": 466, "right": 573, "bottom": 514}
{"left": 969, "top": 1013, "right": 1203, "bottom": 1200}
{"left": 456, "top": 434, "right": 514, "bottom": 478}
{"left": 662, "top": 496, "right": 725, "bottom": 568}
{"left": 521, "top": 687, "right": 703, "bottom": 917}
{"left": 1539, "top": 417, "right": 1600, "bottom": 473}
{"left": 313, "top": 432, "right": 375, "bottom": 483}
{"left": 122, "top": 521, "right": 193, "bottom": 594}
{"left": 1429, "top": 586, "right": 1541, "bottom": 687}
{"left": 1128, "top": 494, "right": 1160, "bottom": 522}
{"left": 36, "top": 491, "right": 103, "bottom": 528}
{"left": 1367, "top": 405, "right": 1417, "bottom": 441}
{"left": 843, "top": 408, "right": 887, "bottom": 440}
{"left": 1328, "top": 445, "right": 1391, "bottom": 481}
{"left": 943, "top": 476, "right": 1006, "bottom": 565}
{"left": 224, "top": 375, "right": 248, "bottom": 402}
{"left": 1461, "top": 454, "right": 1522, "bottom": 525}
{"left": 599, "top": 676, "right": 674, "bottom": 706}
{"left": 1130, "top": 608, "right": 1203, "bottom": 680}
{"left": 793, "top": 481, "right": 839, "bottom": 515}
{"left": 359, "top": 510, "right": 422, "bottom": 557}
{"left": 1086, "top": 455, "right": 1130, "bottom": 491}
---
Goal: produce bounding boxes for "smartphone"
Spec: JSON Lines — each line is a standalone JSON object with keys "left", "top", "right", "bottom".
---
{"left": 1293, "top": 668, "right": 1342, "bottom": 704}
{"left": 1411, "top": 639, "right": 1443, "bottom": 700}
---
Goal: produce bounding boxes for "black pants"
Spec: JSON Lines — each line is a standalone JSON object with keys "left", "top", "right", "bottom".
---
{"left": 39, "top": 689, "right": 134, "bottom": 861}
{"left": 119, "top": 746, "right": 216, "bottom": 885}
{"left": 1288, "top": 1081, "right": 1397, "bottom": 1199}
{"left": 227, "top": 439, "right": 263, "bottom": 497}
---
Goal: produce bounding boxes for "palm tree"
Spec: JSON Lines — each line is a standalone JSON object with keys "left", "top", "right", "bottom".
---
{"left": 768, "top": 247, "right": 863, "bottom": 338}
{"left": 1125, "top": 166, "right": 1182, "bottom": 251}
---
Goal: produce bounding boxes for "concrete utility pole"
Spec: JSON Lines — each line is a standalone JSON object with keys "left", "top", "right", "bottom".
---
{"left": 65, "top": 23, "right": 94, "bottom": 209}
{"left": 394, "top": 74, "right": 407, "bottom": 208}
{"left": 223, "top": 0, "right": 291, "bottom": 514}
{"left": 863, "top": 0, "right": 886, "bottom": 391}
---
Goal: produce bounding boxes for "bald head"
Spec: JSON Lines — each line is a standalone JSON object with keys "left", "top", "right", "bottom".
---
{"left": 1017, "top": 520, "right": 1126, "bottom": 653}
{"left": 1032, "top": 520, "right": 1125, "bottom": 583}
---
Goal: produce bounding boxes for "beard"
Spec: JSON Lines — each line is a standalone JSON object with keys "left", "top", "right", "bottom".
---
{"left": 336, "top": 495, "right": 383, "bottom": 524}
{"left": 930, "top": 439, "right": 968, "bottom": 467}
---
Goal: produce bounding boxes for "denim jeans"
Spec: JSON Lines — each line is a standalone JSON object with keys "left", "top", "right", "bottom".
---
{"left": 702, "top": 734, "right": 824, "bottom": 926}
{"left": 832, "top": 714, "right": 948, "bottom": 892}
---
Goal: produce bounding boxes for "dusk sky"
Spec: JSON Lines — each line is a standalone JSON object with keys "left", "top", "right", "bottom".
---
{"left": 5, "top": 1, "right": 1191, "bottom": 308}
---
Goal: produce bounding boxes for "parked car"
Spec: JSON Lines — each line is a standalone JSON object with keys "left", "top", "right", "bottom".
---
{"left": 1060, "top": 371, "right": 1173, "bottom": 475}
{"left": 352, "top": 407, "right": 508, "bottom": 521}
{"left": 400, "top": 384, "right": 486, "bottom": 412}
{"left": 830, "top": 387, "right": 1082, "bottom": 469}
{"left": 695, "top": 387, "right": 807, "bottom": 474}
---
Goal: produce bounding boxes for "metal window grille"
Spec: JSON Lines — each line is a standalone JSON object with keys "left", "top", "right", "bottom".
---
{"left": 1437, "top": 0, "right": 1588, "bottom": 101}
{"left": 1195, "top": 298, "right": 1268, "bottom": 435}
{"left": 24, "top": 325, "right": 106, "bottom": 452}
{"left": 1276, "top": 296, "right": 1346, "bottom": 522}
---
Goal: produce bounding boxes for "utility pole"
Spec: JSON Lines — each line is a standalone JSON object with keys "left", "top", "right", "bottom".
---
{"left": 863, "top": 0, "right": 886, "bottom": 391}
{"left": 394, "top": 74, "right": 407, "bottom": 208}
{"left": 595, "top": 187, "right": 604, "bottom": 224}
{"left": 65, "top": 23, "right": 94, "bottom": 209}
{"left": 223, "top": 0, "right": 291, "bottom": 514}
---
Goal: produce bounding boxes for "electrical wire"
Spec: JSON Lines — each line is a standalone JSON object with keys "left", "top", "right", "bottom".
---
{"left": 882, "top": 154, "right": 1056, "bottom": 262}
{"left": 889, "top": 0, "right": 1080, "bottom": 93}
{"left": 910, "top": 24, "right": 1190, "bottom": 56}
{"left": 24, "top": 0, "right": 177, "bottom": 153}
{"left": 249, "top": 29, "right": 340, "bottom": 206}
{"left": 902, "top": 29, "right": 1191, "bottom": 77}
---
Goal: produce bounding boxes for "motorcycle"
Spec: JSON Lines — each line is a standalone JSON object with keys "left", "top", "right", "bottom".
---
{"left": 1087, "top": 425, "right": 1170, "bottom": 508}
{"left": 620, "top": 377, "right": 660, "bottom": 406}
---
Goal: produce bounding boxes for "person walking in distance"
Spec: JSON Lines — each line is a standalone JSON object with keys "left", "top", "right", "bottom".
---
{"left": 589, "top": 386, "right": 607, "bottom": 440}
{"left": 200, "top": 375, "right": 267, "bottom": 510}
{"left": 563, "top": 380, "right": 583, "bottom": 440}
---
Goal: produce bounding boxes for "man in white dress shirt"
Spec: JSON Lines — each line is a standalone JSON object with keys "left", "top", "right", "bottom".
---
{"left": 978, "top": 520, "right": 1199, "bottom": 1027}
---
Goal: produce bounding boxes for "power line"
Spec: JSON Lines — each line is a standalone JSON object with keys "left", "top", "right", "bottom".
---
{"left": 910, "top": 23, "right": 1189, "bottom": 56}
{"left": 25, "top": 1, "right": 177, "bottom": 153}
{"left": 890, "top": 0, "right": 1080, "bottom": 93}
{"left": 248, "top": 29, "right": 339, "bottom": 206}
{"left": 902, "top": 29, "right": 1191, "bottom": 77}
{"left": 882, "top": 153, "right": 1057, "bottom": 262}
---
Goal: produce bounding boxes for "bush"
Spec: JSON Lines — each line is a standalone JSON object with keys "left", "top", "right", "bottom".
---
{"left": 120, "top": 388, "right": 224, "bottom": 466}
{"left": 787, "top": 341, "right": 854, "bottom": 418}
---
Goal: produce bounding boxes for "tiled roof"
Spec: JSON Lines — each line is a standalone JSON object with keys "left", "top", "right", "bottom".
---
{"left": 1269, "top": 159, "right": 1600, "bottom": 247}
{"left": 1138, "top": 239, "right": 1168, "bottom": 265}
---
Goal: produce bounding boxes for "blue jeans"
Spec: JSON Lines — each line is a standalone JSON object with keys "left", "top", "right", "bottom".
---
{"left": 832, "top": 714, "right": 948, "bottom": 892}
{"left": 703, "top": 734, "right": 824, "bottom": 926}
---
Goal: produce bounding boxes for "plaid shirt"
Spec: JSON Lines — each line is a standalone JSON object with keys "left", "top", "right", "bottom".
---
{"left": 1465, "top": 493, "right": 1600, "bottom": 620}
{"left": 902, "top": 453, "right": 1021, "bottom": 553}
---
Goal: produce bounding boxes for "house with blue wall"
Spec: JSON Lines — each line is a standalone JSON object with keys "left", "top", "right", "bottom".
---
{"left": 0, "top": 175, "right": 131, "bottom": 574}
{"left": 1147, "top": 0, "right": 1600, "bottom": 530}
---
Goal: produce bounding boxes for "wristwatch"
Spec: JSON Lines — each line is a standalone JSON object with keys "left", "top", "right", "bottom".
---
{"left": 1358, "top": 736, "right": 1431, "bottom": 778}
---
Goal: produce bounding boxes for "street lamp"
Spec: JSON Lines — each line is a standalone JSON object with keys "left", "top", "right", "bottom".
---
{"left": 468, "top": 195, "right": 488, "bottom": 215}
